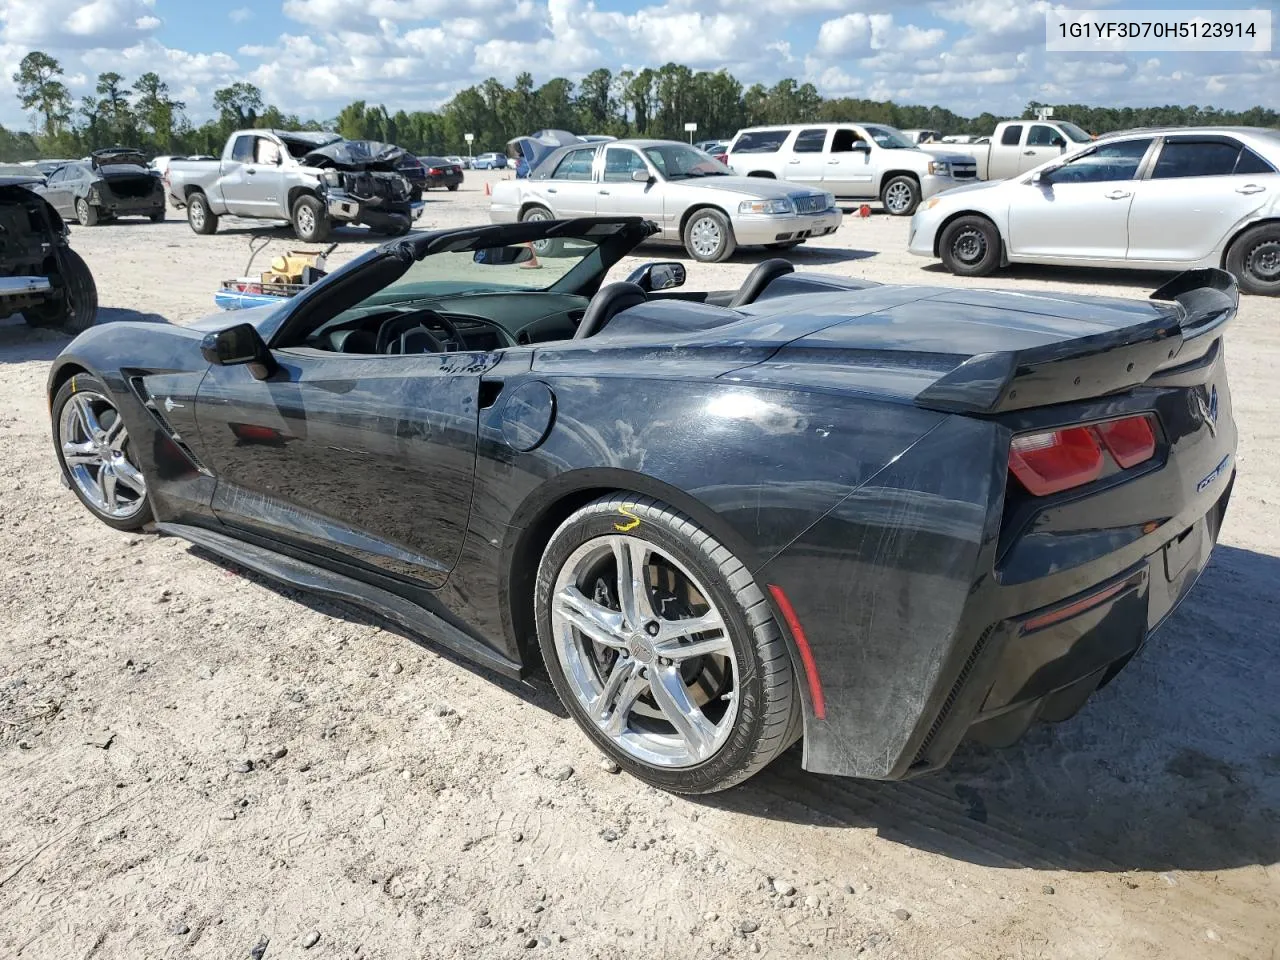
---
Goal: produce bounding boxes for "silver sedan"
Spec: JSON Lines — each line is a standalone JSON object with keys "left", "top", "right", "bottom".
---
{"left": 490, "top": 139, "right": 842, "bottom": 262}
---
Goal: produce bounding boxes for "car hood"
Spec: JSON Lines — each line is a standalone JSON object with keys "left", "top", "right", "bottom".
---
{"left": 186, "top": 304, "right": 283, "bottom": 336}
{"left": 926, "top": 178, "right": 1006, "bottom": 204}
{"left": 303, "top": 139, "right": 407, "bottom": 171}
{"left": 672, "top": 176, "right": 826, "bottom": 200}
{"left": 930, "top": 151, "right": 977, "bottom": 164}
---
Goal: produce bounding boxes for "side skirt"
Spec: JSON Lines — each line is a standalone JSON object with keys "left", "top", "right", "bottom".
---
{"left": 155, "top": 521, "right": 522, "bottom": 680}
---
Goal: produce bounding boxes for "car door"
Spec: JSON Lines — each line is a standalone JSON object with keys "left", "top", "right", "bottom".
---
{"left": 822, "top": 127, "right": 876, "bottom": 198}
{"left": 42, "top": 166, "right": 69, "bottom": 215}
{"left": 1006, "top": 138, "right": 1155, "bottom": 261}
{"left": 193, "top": 341, "right": 490, "bottom": 589}
{"left": 596, "top": 146, "right": 666, "bottom": 226}
{"left": 539, "top": 146, "right": 599, "bottom": 218}
{"left": 1019, "top": 124, "right": 1068, "bottom": 175}
{"left": 987, "top": 124, "right": 1024, "bottom": 180}
{"left": 1126, "top": 136, "right": 1276, "bottom": 264}
{"left": 217, "top": 134, "right": 270, "bottom": 216}
{"left": 781, "top": 128, "right": 830, "bottom": 186}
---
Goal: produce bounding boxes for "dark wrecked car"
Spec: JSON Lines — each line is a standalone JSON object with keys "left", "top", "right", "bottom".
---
{"left": 47, "top": 216, "right": 1238, "bottom": 794}
{"left": 1, "top": 175, "right": 97, "bottom": 333}
{"left": 34, "top": 148, "right": 166, "bottom": 226}
{"left": 165, "top": 130, "right": 424, "bottom": 242}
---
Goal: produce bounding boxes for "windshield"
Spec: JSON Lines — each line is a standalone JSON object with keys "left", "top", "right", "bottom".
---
{"left": 330, "top": 238, "right": 605, "bottom": 323}
{"left": 864, "top": 126, "right": 917, "bottom": 150}
{"left": 1059, "top": 122, "right": 1093, "bottom": 143}
{"left": 642, "top": 143, "right": 730, "bottom": 179}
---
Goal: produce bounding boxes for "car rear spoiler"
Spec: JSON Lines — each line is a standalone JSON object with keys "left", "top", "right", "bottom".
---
{"left": 915, "top": 268, "right": 1238, "bottom": 415}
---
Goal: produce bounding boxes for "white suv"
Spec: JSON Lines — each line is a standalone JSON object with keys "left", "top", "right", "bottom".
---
{"left": 725, "top": 123, "right": 977, "bottom": 216}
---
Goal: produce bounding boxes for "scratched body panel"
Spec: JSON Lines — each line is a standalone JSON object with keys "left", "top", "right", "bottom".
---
{"left": 44, "top": 219, "right": 1240, "bottom": 781}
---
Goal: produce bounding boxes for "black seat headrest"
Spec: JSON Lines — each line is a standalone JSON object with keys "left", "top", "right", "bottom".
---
{"left": 574, "top": 282, "right": 648, "bottom": 339}
{"left": 729, "top": 258, "right": 795, "bottom": 307}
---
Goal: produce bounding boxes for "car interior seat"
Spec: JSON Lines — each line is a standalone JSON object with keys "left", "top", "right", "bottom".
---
{"left": 729, "top": 259, "right": 795, "bottom": 307}
{"left": 574, "top": 282, "right": 648, "bottom": 338}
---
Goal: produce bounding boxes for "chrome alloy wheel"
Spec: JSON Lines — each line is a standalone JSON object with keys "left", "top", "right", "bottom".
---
{"left": 188, "top": 200, "right": 205, "bottom": 230}
{"left": 689, "top": 215, "right": 723, "bottom": 259}
{"left": 884, "top": 180, "right": 914, "bottom": 214}
{"left": 522, "top": 207, "right": 554, "bottom": 254}
{"left": 550, "top": 534, "right": 739, "bottom": 768}
{"left": 296, "top": 204, "right": 316, "bottom": 236}
{"left": 57, "top": 390, "right": 147, "bottom": 520}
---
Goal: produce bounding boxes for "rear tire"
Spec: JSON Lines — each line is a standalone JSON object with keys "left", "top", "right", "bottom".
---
{"left": 149, "top": 210, "right": 166, "bottom": 223}
{"left": 683, "top": 208, "right": 736, "bottom": 263}
{"left": 23, "top": 248, "right": 98, "bottom": 334}
{"left": 187, "top": 193, "right": 218, "bottom": 235}
{"left": 880, "top": 175, "right": 921, "bottom": 216}
{"left": 292, "top": 195, "right": 329, "bottom": 243}
{"left": 75, "top": 199, "right": 99, "bottom": 227}
{"left": 1225, "top": 223, "right": 1280, "bottom": 297}
{"left": 535, "top": 494, "right": 800, "bottom": 795}
{"left": 521, "top": 204, "right": 562, "bottom": 257}
{"left": 938, "top": 215, "right": 1001, "bottom": 277}
{"left": 447, "top": 184, "right": 459, "bottom": 192}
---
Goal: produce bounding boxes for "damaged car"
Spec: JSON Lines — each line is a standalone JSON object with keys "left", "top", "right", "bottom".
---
{"left": 1, "top": 174, "right": 98, "bottom": 333}
{"left": 165, "top": 130, "right": 425, "bottom": 242}
{"left": 35, "top": 148, "right": 166, "bottom": 226}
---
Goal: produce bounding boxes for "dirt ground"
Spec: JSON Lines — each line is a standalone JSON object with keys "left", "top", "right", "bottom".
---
{"left": 1, "top": 170, "right": 1277, "bottom": 960}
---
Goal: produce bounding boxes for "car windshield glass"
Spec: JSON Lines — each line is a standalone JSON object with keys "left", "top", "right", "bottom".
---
{"left": 863, "top": 126, "right": 917, "bottom": 150}
{"left": 642, "top": 143, "right": 729, "bottom": 179}
{"left": 1059, "top": 122, "right": 1092, "bottom": 143}
{"left": 348, "top": 238, "right": 606, "bottom": 312}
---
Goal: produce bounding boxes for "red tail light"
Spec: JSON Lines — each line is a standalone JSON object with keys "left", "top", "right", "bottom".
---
{"left": 1095, "top": 415, "right": 1156, "bottom": 468}
{"left": 428, "top": 167, "right": 442, "bottom": 175}
{"left": 1008, "top": 415, "right": 1157, "bottom": 496}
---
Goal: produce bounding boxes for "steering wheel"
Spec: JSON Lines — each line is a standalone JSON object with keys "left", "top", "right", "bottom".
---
{"left": 375, "top": 309, "right": 463, "bottom": 354}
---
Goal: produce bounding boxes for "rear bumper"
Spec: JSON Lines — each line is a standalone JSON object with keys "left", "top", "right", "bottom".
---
{"left": 427, "top": 173, "right": 464, "bottom": 189}
{"left": 95, "top": 193, "right": 165, "bottom": 217}
{"left": 912, "top": 473, "right": 1233, "bottom": 770}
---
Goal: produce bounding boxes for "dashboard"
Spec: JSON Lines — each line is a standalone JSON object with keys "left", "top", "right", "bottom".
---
{"left": 305, "top": 291, "right": 590, "bottom": 355}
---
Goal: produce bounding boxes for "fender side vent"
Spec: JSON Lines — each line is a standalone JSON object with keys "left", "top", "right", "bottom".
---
{"left": 912, "top": 624, "right": 995, "bottom": 766}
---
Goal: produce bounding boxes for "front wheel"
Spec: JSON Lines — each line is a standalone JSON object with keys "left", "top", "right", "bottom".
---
{"left": 1225, "top": 223, "right": 1280, "bottom": 297}
{"left": 683, "top": 208, "right": 737, "bottom": 263}
{"left": 292, "top": 195, "right": 329, "bottom": 243}
{"left": 938, "top": 215, "right": 1001, "bottom": 277}
{"left": 535, "top": 495, "right": 800, "bottom": 794}
{"left": 880, "top": 176, "right": 921, "bottom": 216}
{"left": 52, "top": 373, "right": 153, "bottom": 531}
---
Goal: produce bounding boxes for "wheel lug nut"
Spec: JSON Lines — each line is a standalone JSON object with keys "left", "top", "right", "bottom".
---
{"left": 645, "top": 621, "right": 660, "bottom": 636}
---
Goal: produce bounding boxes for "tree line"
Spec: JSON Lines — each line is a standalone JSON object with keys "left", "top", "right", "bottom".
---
{"left": 4, "top": 50, "right": 1276, "bottom": 162}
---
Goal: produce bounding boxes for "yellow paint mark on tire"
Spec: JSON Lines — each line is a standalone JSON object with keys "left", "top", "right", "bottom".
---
{"left": 613, "top": 505, "right": 641, "bottom": 532}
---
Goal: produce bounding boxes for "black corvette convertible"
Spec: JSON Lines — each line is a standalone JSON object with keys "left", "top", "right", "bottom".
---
{"left": 48, "top": 217, "right": 1238, "bottom": 793}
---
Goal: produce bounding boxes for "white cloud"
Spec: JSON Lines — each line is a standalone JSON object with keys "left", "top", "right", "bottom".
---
{"left": 0, "top": 0, "right": 1274, "bottom": 130}
{"left": 1, "top": 0, "right": 161, "bottom": 49}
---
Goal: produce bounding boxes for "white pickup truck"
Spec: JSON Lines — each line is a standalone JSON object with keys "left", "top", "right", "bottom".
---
{"left": 916, "top": 119, "right": 1094, "bottom": 180}
{"left": 165, "top": 129, "right": 423, "bottom": 242}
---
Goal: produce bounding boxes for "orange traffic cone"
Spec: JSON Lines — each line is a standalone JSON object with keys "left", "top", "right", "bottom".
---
{"left": 520, "top": 242, "right": 542, "bottom": 269}
{"left": 484, "top": 181, "right": 491, "bottom": 196}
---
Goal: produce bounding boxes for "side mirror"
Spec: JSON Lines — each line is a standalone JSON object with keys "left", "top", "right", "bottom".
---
{"left": 1031, "top": 169, "right": 1054, "bottom": 185}
{"left": 201, "top": 323, "right": 275, "bottom": 380}
{"left": 631, "top": 168, "right": 654, "bottom": 183}
{"left": 852, "top": 141, "right": 871, "bottom": 153}
{"left": 274, "top": 152, "right": 284, "bottom": 165}
{"left": 625, "top": 261, "right": 686, "bottom": 292}
{"left": 1051, "top": 137, "right": 1066, "bottom": 149}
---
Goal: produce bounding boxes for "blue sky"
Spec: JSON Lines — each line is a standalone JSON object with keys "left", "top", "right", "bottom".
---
{"left": 1, "top": 0, "right": 1276, "bottom": 128}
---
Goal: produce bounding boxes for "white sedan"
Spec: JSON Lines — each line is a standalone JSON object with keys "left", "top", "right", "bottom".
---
{"left": 908, "top": 127, "right": 1280, "bottom": 296}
